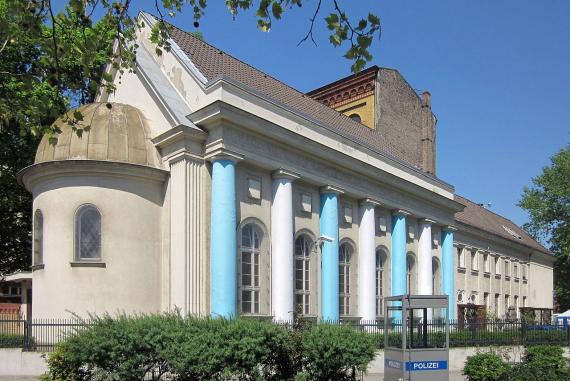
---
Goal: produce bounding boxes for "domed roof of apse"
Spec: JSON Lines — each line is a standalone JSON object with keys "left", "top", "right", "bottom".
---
{"left": 34, "top": 103, "right": 161, "bottom": 169}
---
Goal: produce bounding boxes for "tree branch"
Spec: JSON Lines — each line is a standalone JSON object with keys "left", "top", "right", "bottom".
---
{"left": 298, "top": 0, "right": 321, "bottom": 47}
{"left": 47, "top": 1, "right": 61, "bottom": 83}
{"left": 0, "top": 38, "right": 9, "bottom": 56}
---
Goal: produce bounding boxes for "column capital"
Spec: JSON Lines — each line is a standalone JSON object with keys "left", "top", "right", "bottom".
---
{"left": 392, "top": 209, "right": 411, "bottom": 217}
{"left": 167, "top": 151, "right": 205, "bottom": 165}
{"left": 419, "top": 218, "right": 438, "bottom": 225}
{"left": 442, "top": 225, "right": 458, "bottom": 232}
{"left": 271, "top": 168, "right": 300, "bottom": 181}
{"left": 153, "top": 124, "right": 207, "bottom": 164}
{"left": 204, "top": 148, "right": 244, "bottom": 163}
{"left": 319, "top": 185, "right": 345, "bottom": 195}
{"left": 359, "top": 198, "right": 382, "bottom": 207}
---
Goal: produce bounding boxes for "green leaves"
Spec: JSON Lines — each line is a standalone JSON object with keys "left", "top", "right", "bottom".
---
{"left": 44, "top": 315, "right": 379, "bottom": 381}
{"left": 463, "top": 351, "right": 512, "bottom": 381}
{"left": 325, "top": 6, "right": 381, "bottom": 73}
{"left": 519, "top": 145, "right": 570, "bottom": 310}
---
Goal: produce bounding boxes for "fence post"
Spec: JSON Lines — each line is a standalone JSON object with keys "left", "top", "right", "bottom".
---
{"left": 23, "top": 319, "right": 29, "bottom": 351}
{"left": 521, "top": 319, "right": 527, "bottom": 346}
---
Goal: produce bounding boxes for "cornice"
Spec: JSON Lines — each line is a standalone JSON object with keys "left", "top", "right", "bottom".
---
{"left": 204, "top": 140, "right": 244, "bottom": 163}
{"left": 271, "top": 168, "right": 300, "bottom": 181}
{"left": 319, "top": 185, "right": 345, "bottom": 195}
{"left": 17, "top": 160, "right": 169, "bottom": 191}
{"left": 392, "top": 209, "right": 411, "bottom": 217}
{"left": 359, "top": 198, "right": 382, "bottom": 207}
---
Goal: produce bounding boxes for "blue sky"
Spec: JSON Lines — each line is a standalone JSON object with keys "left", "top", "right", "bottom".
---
{"left": 68, "top": 0, "right": 570, "bottom": 227}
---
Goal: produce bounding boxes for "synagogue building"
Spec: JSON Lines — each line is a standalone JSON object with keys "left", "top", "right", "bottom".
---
{"left": 18, "top": 12, "right": 554, "bottom": 321}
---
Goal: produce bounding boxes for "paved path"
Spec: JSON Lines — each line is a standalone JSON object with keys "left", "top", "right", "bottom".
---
{"left": 364, "top": 371, "right": 465, "bottom": 380}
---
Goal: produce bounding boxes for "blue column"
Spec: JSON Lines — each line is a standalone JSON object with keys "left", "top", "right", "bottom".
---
{"left": 391, "top": 212, "right": 407, "bottom": 297}
{"left": 210, "top": 159, "right": 237, "bottom": 318}
{"left": 320, "top": 191, "right": 340, "bottom": 321}
{"left": 442, "top": 228, "right": 455, "bottom": 320}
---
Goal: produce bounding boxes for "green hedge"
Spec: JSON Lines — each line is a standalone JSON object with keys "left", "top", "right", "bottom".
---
{"left": 463, "top": 345, "right": 570, "bottom": 381}
{"left": 42, "top": 314, "right": 377, "bottom": 381}
{"left": 0, "top": 333, "right": 27, "bottom": 348}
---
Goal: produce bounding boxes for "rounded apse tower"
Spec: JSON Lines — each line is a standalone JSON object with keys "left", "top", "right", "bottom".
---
{"left": 18, "top": 103, "right": 168, "bottom": 318}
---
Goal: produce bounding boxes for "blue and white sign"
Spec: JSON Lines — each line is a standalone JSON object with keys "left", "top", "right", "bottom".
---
{"left": 385, "top": 359, "right": 448, "bottom": 372}
{"left": 405, "top": 361, "right": 448, "bottom": 371}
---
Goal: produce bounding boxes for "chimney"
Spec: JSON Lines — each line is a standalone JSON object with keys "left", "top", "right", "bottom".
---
{"left": 420, "top": 90, "right": 436, "bottom": 175}
{"left": 421, "top": 91, "right": 431, "bottom": 108}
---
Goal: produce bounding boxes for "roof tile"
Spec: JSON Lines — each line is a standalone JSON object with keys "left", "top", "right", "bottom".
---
{"left": 454, "top": 195, "right": 550, "bottom": 254}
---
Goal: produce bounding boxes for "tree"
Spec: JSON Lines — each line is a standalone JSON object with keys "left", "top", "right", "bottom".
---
{"left": 518, "top": 145, "right": 570, "bottom": 310}
{"left": 0, "top": 1, "right": 379, "bottom": 274}
{"left": 0, "top": 122, "right": 38, "bottom": 275}
{"left": 0, "top": 1, "right": 114, "bottom": 275}
{"left": 2, "top": 0, "right": 380, "bottom": 138}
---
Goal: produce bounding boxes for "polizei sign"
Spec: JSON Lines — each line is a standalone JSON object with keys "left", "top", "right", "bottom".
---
{"left": 385, "top": 359, "right": 448, "bottom": 371}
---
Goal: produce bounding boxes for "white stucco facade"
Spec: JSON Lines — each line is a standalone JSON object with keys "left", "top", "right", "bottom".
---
{"left": 17, "top": 12, "right": 554, "bottom": 321}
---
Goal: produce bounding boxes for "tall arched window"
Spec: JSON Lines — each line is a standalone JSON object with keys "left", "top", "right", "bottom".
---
{"left": 33, "top": 210, "right": 43, "bottom": 266}
{"left": 375, "top": 248, "right": 388, "bottom": 316}
{"left": 406, "top": 253, "right": 416, "bottom": 294}
{"left": 432, "top": 257, "right": 441, "bottom": 294}
{"left": 339, "top": 243, "right": 352, "bottom": 316}
{"left": 240, "top": 223, "right": 262, "bottom": 314}
{"left": 75, "top": 205, "right": 101, "bottom": 261}
{"left": 294, "top": 235, "right": 312, "bottom": 315}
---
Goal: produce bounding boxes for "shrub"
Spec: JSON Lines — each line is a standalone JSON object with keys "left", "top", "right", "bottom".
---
{"left": 0, "top": 333, "right": 26, "bottom": 348}
{"left": 509, "top": 345, "right": 570, "bottom": 381}
{"left": 463, "top": 351, "right": 511, "bottom": 381}
{"left": 300, "top": 323, "right": 377, "bottom": 381}
{"left": 43, "top": 315, "right": 379, "bottom": 381}
{"left": 161, "top": 317, "right": 294, "bottom": 381}
{"left": 45, "top": 313, "right": 177, "bottom": 381}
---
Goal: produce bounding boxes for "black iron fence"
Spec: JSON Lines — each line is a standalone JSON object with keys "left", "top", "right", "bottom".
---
{"left": 1, "top": 317, "right": 568, "bottom": 352}
{"left": 0, "top": 318, "right": 92, "bottom": 352}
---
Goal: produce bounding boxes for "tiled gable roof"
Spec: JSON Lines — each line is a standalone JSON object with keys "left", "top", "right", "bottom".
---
{"left": 454, "top": 195, "right": 550, "bottom": 254}
{"left": 165, "top": 20, "right": 414, "bottom": 166}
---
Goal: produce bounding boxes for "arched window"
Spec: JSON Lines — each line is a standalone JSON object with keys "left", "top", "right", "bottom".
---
{"left": 240, "top": 223, "right": 262, "bottom": 314}
{"left": 406, "top": 253, "right": 416, "bottom": 294}
{"left": 348, "top": 113, "right": 362, "bottom": 123}
{"left": 75, "top": 205, "right": 101, "bottom": 261}
{"left": 33, "top": 210, "right": 43, "bottom": 266}
{"left": 432, "top": 257, "right": 441, "bottom": 294}
{"left": 375, "top": 248, "right": 388, "bottom": 316}
{"left": 294, "top": 235, "right": 312, "bottom": 315}
{"left": 339, "top": 243, "right": 352, "bottom": 316}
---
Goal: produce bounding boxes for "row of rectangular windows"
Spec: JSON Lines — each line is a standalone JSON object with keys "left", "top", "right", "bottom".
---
{"left": 456, "top": 247, "right": 528, "bottom": 280}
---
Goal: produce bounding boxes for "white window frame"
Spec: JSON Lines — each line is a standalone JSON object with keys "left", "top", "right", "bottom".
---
{"left": 375, "top": 249, "right": 387, "bottom": 317}
{"left": 339, "top": 243, "right": 352, "bottom": 316}
{"left": 240, "top": 223, "right": 262, "bottom": 315}
{"left": 470, "top": 249, "right": 478, "bottom": 272}
{"left": 483, "top": 253, "right": 490, "bottom": 273}
{"left": 74, "top": 204, "right": 102, "bottom": 261}
{"left": 294, "top": 235, "right": 312, "bottom": 315}
{"left": 494, "top": 256, "right": 501, "bottom": 276}
{"left": 457, "top": 246, "right": 465, "bottom": 269}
